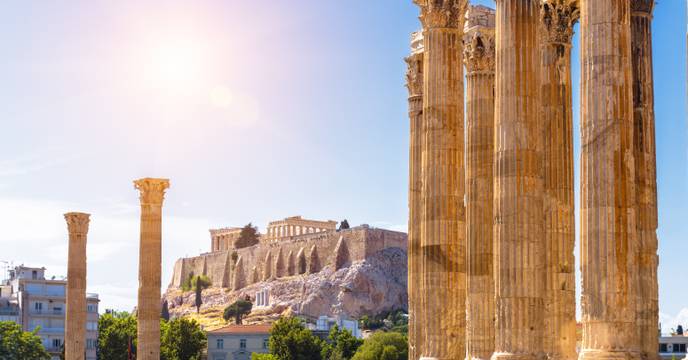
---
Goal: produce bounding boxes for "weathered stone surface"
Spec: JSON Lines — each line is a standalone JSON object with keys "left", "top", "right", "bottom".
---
{"left": 334, "top": 236, "right": 350, "bottom": 270}
{"left": 287, "top": 250, "right": 295, "bottom": 276}
{"left": 413, "top": 0, "right": 469, "bottom": 359}
{"left": 296, "top": 248, "right": 307, "bottom": 275}
{"left": 579, "top": 1, "right": 640, "bottom": 359}
{"left": 631, "top": 2, "right": 659, "bottom": 360}
{"left": 171, "top": 227, "right": 406, "bottom": 289}
{"left": 405, "top": 29, "right": 424, "bottom": 360}
{"left": 232, "top": 256, "right": 245, "bottom": 291}
{"left": 164, "top": 247, "right": 408, "bottom": 328}
{"left": 492, "top": 2, "right": 544, "bottom": 360}
{"left": 308, "top": 245, "right": 320, "bottom": 274}
{"left": 64, "top": 212, "right": 90, "bottom": 360}
{"left": 464, "top": 5, "right": 495, "bottom": 360}
{"left": 134, "top": 178, "right": 169, "bottom": 360}
{"left": 539, "top": 1, "right": 578, "bottom": 359}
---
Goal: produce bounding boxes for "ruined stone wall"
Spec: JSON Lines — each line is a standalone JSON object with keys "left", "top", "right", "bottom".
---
{"left": 169, "top": 226, "right": 407, "bottom": 289}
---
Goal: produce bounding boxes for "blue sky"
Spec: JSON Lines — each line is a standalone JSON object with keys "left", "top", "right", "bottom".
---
{"left": 0, "top": 1, "right": 686, "bottom": 331}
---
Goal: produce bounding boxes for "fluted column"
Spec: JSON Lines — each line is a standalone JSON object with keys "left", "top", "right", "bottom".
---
{"left": 464, "top": 6, "right": 496, "bottom": 360}
{"left": 579, "top": 1, "right": 639, "bottom": 359}
{"left": 631, "top": 2, "right": 659, "bottom": 359}
{"left": 134, "top": 177, "right": 170, "bottom": 360}
{"left": 413, "top": 1, "right": 468, "bottom": 359}
{"left": 539, "top": 2, "right": 578, "bottom": 359}
{"left": 406, "top": 30, "right": 424, "bottom": 360}
{"left": 492, "top": 1, "right": 544, "bottom": 360}
{"left": 64, "top": 212, "right": 90, "bottom": 360}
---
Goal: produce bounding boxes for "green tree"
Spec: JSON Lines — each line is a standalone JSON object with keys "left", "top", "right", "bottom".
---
{"left": 321, "top": 325, "right": 363, "bottom": 360}
{"left": 223, "top": 299, "right": 253, "bottom": 324}
{"left": 161, "top": 318, "right": 207, "bottom": 360}
{"left": 351, "top": 332, "right": 407, "bottom": 360}
{"left": 235, "top": 223, "right": 260, "bottom": 248}
{"left": 252, "top": 354, "right": 278, "bottom": 360}
{"left": 0, "top": 321, "right": 51, "bottom": 360}
{"left": 97, "top": 311, "right": 137, "bottom": 360}
{"left": 268, "top": 317, "right": 323, "bottom": 360}
{"left": 193, "top": 275, "right": 212, "bottom": 313}
{"left": 162, "top": 299, "right": 171, "bottom": 321}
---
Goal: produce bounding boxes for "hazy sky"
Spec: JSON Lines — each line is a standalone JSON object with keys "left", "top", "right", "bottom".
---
{"left": 1, "top": 1, "right": 686, "bottom": 332}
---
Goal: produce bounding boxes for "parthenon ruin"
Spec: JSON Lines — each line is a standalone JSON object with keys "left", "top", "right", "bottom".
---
{"left": 406, "top": 1, "right": 659, "bottom": 360}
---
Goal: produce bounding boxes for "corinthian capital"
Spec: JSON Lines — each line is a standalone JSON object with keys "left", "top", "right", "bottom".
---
{"left": 631, "top": 0, "right": 654, "bottom": 15}
{"left": 134, "top": 178, "right": 170, "bottom": 206}
{"left": 405, "top": 32, "right": 424, "bottom": 97}
{"left": 414, "top": 0, "right": 468, "bottom": 29}
{"left": 540, "top": 0, "right": 579, "bottom": 45}
{"left": 64, "top": 212, "right": 90, "bottom": 235}
{"left": 463, "top": 5, "right": 495, "bottom": 73}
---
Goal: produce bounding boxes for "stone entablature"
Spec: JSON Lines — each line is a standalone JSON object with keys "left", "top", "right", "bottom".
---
{"left": 170, "top": 226, "right": 407, "bottom": 291}
{"left": 266, "top": 216, "right": 337, "bottom": 240}
{"left": 210, "top": 228, "right": 243, "bottom": 252}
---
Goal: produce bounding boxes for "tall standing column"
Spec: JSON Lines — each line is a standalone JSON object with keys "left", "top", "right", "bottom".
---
{"left": 539, "top": 1, "right": 578, "bottom": 359}
{"left": 413, "top": 1, "right": 468, "bottom": 359}
{"left": 579, "top": 1, "right": 639, "bottom": 359}
{"left": 492, "top": 1, "right": 544, "bottom": 360}
{"left": 135, "top": 178, "right": 170, "bottom": 360}
{"left": 631, "top": 2, "right": 659, "bottom": 359}
{"left": 464, "top": 5, "right": 496, "bottom": 360}
{"left": 406, "top": 30, "right": 424, "bottom": 360}
{"left": 64, "top": 212, "right": 90, "bottom": 360}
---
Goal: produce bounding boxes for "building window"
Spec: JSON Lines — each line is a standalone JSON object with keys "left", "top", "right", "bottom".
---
{"left": 32, "top": 271, "right": 37, "bottom": 280}
{"left": 86, "top": 338, "right": 96, "bottom": 349}
{"left": 216, "top": 339, "right": 223, "bottom": 349}
{"left": 263, "top": 338, "right": 269, "bottom": 349}
{"left": 52, "top": 339, "right": 62, "bottom": 349}
{"left": 34, "top": 302, "right": 42, "bottom": 312}
{"left": 87, "top": 304, "right": 97, "bottom": 313}
{"left": 674, "top": 344, "right": 681, "bottom": 353}
{"left": 660, "top": 343, "right": 668, "bottom": 352}
{"left": 87, "top": 321, "right": 98, "bottom": 331}
{"left": 240, "top": 339, "right": 246, "bottom": 349}
{"left": 679, "top": 344, "right": 687, "bottom": 353}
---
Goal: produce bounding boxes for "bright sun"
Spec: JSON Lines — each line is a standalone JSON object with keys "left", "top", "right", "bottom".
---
{"left": 145, "top": 38, "right": 205, "bottom": 94}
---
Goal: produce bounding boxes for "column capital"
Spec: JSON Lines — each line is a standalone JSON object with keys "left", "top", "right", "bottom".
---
{"left": 405, "top": 51, "right": 423, "bottom": 98}
{"left": 134, "top": 178, "right": 170, "bottom": 205}
{"left": 414, "top": 0, "right": 468, "bottom": 29}
{"left": 463, "top": 5, "right": 495, "bottom": 74}
{"left": 64, "top": 212, "right": 90, "bottom": 235}
{"left": 631, "top": 0, "right": 654, "bottom": 16}
{"left": 540, "top": 0, "right": 579, "bottom": 45}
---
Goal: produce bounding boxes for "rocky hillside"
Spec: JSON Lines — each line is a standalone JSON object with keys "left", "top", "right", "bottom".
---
{"left": 164, "top": 247, "right": 408, "bottom": 330}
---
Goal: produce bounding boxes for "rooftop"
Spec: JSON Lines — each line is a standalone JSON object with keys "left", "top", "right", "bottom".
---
{"left": 208, "top": 324, "right": 272, "bottom": 335}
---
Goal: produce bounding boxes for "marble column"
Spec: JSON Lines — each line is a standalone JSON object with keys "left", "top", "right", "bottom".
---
{"left": 631, "top": 1, "right": 659, "bottom": 359}
{"left": 406, "top": 30, "right": 424, "bottom": 360}
{"left": 464, "top": 6, "right": 496, "bottom": 360}
{"left": 64, "top": 212, "right": 90, "bottom": 360}
{"left": 492, "top": 1, "right": 544, "bottom": 360}
{"left": 539, "top": 1, "right": 578, "bottom": 359}
{"left": 413, "top": 1, "right": 468, "bottom": 359}
{"left": 579, "top": 1, "right": 639, "bottom": 359}
{"left": 134, "top": 178, "right": 170, "bottom": 360}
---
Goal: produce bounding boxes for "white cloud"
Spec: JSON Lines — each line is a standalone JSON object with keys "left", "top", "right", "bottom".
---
{"left": 660, "top": 308, "right": 688, "bottom": 334}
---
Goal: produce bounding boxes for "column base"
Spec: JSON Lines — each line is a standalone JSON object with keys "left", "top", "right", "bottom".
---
{"left": 578, "top": 350, "right": 641, "bottom": 360}
{"left": 490, "top": 352, "right": 539, "bottom": 360}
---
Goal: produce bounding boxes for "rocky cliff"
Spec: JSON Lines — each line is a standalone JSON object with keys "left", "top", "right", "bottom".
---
{"left": 163, "top": 247, "right": 408, "bottom": 330}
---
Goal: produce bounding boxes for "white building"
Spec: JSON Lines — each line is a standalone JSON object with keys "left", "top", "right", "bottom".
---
{"left": 659, "top": 335, "right": 688, "bottom": 360}
{"left": 207, "top": 324, "right": 272, "bottom": 360}
{"left": 1, "top": 265, "right": 99, "bottom": 360}
{"left": 314, "top": 315, "right": 362, "bottom": 339}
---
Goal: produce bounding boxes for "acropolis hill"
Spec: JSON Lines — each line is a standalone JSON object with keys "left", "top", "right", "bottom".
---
{"left": 165, "top": 216, "right": 408, "bottom": 327}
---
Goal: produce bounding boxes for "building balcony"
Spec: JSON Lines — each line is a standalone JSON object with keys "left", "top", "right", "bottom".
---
{"left": 30, "top": 309, "right": 64, "bottom": 316}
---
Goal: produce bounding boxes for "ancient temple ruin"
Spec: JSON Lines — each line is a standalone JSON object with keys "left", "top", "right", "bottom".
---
{"left": 170, "top": 217, "right": 406, "bottom": 291}
{"left": 406, "top": 1, "right": 659, "bottom": 360}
